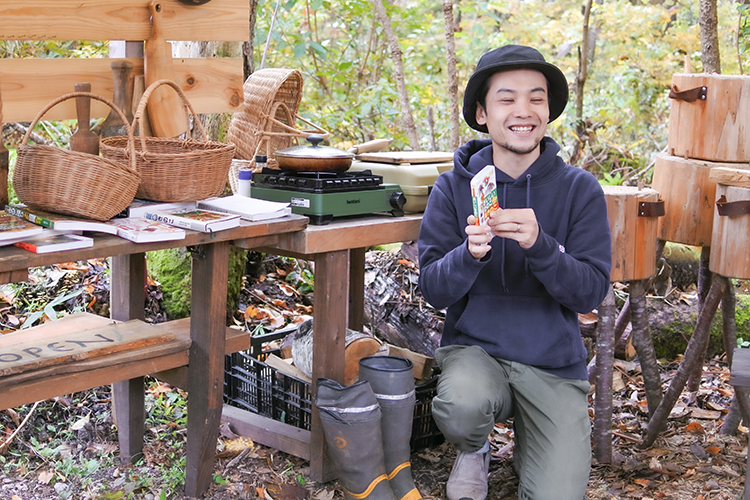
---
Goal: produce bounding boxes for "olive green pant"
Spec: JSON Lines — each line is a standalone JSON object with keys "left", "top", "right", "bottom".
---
{"left": 432, "top": 345, "right": 591, "bottom": 500}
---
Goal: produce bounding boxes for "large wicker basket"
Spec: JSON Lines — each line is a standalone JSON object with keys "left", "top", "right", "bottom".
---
{"left": 226, "top": 68, "right": 327, "bottom": 193}
{"left": 100, "top": 79, "right": 235, "bottom": 202}
{"left": 13, "top": 92, "right": 140, "bottom": 221}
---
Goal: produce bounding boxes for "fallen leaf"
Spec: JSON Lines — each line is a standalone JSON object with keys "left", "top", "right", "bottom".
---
{"left": 38, "top": 470, "right": 54, "bottom": 484}
{"left": 705, "top": 446, "right": 721, "bottom": 455}
{"left": 266, "top": 481, "right": 309, "bottom": 500}
{"left": 684, "top": 421, "right": 705, "bottom": 433}
{"left": 245, "top": 305, "right": 260, "bottom": 320}
{"left": 689, "top": 408, "right": 721, "bottom": 420}
{"left": 633, "top": 478, "right": 651, "bottom": 487}
{"left": 314, "top": 489, "right": 335, "bottom": 500}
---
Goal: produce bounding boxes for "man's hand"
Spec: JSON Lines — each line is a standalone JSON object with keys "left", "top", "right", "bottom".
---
{"left": 465, "top": 215, "right": 493, "bottom": 259}
{"left": 487, "top": 208, "right": 539, "bottom": 249}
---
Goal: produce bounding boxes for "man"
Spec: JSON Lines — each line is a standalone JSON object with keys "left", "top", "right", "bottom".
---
{"left": 417, "top": 45, "right": 612, "bottom": 500}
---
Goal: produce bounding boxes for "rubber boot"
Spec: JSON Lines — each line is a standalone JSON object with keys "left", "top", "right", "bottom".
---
{"left": 315, "top": 378, "right": 397, "bottom": 500}
{"left": 358, "top": 356, "right": 423, "bottom": 500}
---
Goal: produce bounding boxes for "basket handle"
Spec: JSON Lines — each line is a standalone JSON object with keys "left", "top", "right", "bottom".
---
{"left": 133, "top": 79, "right": 208, "bottom": 150}
{"left": 259, "top": 101, "right": 329, "bottom": 142}
{"left": 21, "top": 92, "right": 137, "bottom": 174}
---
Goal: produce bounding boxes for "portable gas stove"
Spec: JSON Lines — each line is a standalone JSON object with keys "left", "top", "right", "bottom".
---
{"left": 251, "top": 168, "right": 406, "bottom": 225}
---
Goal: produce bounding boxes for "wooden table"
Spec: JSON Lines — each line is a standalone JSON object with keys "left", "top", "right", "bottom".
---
{"left": 230, "top": 213, "right": 423, "bottom": 481}
{"left": 0, "top": 214, "right": 307, "bottom": 498}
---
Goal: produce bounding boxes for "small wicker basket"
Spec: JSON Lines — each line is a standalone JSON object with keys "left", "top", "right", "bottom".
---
{"left": 13, "top": 92, "right": 140, "bottom": 221}
{"left": 100, "top": 79, "right": 235, "bottom": 202}
{"left": 226, "top": 68, "right": 328, "bottom": 192}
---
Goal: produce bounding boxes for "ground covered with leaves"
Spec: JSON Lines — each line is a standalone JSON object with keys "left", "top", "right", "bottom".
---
{"left": 0, "top": 252, "right": 747, "bottom": 499}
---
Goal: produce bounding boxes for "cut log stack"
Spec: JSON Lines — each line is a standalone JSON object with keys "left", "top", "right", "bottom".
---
{"left": 640, "top": 73, "right": 750, "bottom": 448}
{"left": 652, "top": 73, "right": 750, "bottom": 247}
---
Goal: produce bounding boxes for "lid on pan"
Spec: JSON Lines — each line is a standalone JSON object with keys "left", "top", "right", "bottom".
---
{"left": 275, "top": 134, "right": 354, "bottom": 160}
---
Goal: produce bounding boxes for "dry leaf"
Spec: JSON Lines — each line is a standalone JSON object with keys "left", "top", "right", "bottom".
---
{"left": 245, "top": 305, "right": 260, "bottom": 320}
{"left": 38, "top": 470, "right": 54, "bottom": 484}
{"left": 684, "top": 421, "right": 705, "bottom": 433}
{"left": 633, "top": 478, "right": 651, "bottom": 487}
{"left": 314, "top": 489, "right": 336, "bottom": 500}
{"left": 266, "top": 481, "right": 309, "bottom": 500}
{"left": 705, "top": 446, "right": 721, "bottom": 455}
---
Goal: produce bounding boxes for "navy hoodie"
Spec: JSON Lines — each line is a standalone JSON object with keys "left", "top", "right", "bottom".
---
{"left": 418, "top": 137, "right": 612, "bottom": 380}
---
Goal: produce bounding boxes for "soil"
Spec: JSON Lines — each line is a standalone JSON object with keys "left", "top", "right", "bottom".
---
{"left": 0, "top": 254, "right": 747, "bottom": 500}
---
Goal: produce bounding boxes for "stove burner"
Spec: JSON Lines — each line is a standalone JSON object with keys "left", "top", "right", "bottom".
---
{"left": 253, "top": 168, "right": 384, "bottom": 194}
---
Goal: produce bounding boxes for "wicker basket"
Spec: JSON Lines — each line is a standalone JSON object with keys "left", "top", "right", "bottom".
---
{"left": 226, "top": 68, "right": 327, "bottom": 193}
{"left": 100, "top": 79, "right": 235, "bottom": 202}
{"left": 13, "top": 92, "right": 140, "bottom": 221}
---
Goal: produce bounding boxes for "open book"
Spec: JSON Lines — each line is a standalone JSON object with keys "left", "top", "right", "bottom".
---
{"left": 197, "top": 195, "right": 291, "bottom": 221}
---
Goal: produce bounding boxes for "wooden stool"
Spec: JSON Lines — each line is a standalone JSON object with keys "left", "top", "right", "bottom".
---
{"left": 709, "top": 167, "right": 750, "bottom": 278}
{"left": 668, "top": 73, "right": 750, "bottom": 163}
{"left": 593, "top": 186, "right": 664, "bottom": 462}
{"left": 728, "top": 347, "right": 750, "bottom": 500}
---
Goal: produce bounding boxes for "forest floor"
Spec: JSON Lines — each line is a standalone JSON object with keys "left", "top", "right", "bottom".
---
{"left": 0, "top": 250, "right": 746, "bottom": 500}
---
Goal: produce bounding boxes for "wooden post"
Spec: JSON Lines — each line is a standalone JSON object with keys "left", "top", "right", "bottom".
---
{"left": 185, "top": 241, "right": 230, "bottom": 497}
{"left": 110, "top": 253, "right": 147, "bottom": 464}
{"left": 310, "top": 250, "right": 350, "bottom": 483}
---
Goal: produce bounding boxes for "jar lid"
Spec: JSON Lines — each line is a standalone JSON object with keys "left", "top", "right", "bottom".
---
{"left": 238, "top": 170, "right": 253, "bottom": 180}
{"left": 255, "top": 154, "right": 268, "bottom": 163}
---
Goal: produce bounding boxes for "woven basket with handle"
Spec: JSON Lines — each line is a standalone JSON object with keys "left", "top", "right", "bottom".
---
{"left": 100, "top": 79, "right": 235, "bottom": 202}
{"left": 13, "top": 92, "right": 140, "bottom": 221}
{"left": 226, "top": 68, "right": 328, "bottom": 193}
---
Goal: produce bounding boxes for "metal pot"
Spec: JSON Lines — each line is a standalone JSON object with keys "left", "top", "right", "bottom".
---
{"left": 275, "top": 134, "right": 355, "bottom": 172}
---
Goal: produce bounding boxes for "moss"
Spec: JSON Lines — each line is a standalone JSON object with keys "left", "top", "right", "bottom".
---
{"left": 146, "top": 246, "right": 247, "bottom": 323}
{"left": 147, "top": 248, "right": 192, "bottom": 320}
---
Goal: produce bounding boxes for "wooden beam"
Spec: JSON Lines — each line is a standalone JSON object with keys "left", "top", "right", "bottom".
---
{"left": 0, "top": 0, "right": 249, "bottom": 42}
{"left": 0, "top": 57, "right": 243, "bottom": 123}
{"left": 221, "top": 404, "right": 312, "bottom": 460}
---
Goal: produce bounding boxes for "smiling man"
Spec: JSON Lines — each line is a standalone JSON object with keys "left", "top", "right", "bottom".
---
{"left": 418, "top": 45, "right": 612, "bottom": 500}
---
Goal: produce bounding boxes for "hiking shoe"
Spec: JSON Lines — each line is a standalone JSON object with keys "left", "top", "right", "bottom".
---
{"left": 445, "top": 448, "right": 490, "bottom": 500}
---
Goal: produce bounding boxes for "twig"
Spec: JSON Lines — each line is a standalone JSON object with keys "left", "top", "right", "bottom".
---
{"left": 223, "top": 447, "right": 251, "bottom": 475}
{"left": 0, "top": 401, "right": 40, "bottom": 454}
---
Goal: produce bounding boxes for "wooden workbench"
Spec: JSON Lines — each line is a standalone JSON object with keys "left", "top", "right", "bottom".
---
{"left": 229, "top": 213, "right": 423, "bottom": 481}
{"left": 0, "top": 214, "right": 307, "bottom": 497}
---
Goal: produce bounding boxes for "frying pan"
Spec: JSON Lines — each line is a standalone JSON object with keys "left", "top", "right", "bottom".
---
{"left": 273, "top": 135, "right": 354, "bottom": 172}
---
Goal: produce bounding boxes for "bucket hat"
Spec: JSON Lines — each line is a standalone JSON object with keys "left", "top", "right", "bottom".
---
{"left": 462, "top": 45, "right": 569, "bottom": 132}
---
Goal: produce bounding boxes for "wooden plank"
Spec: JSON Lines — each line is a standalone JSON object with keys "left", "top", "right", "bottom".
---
{"left": 0, "top": 319, "right": 175, "bottom": 377}
{"left": 729, "top": 347, "right": 750, "bottom": 388}
{"left": 0, "top": 57, "right": 243, "bottom": 122}
{"left": 709, "top": 166, "right": 750, "bottom": 188}
{"left": 152, "top": 326, "right": 252, "bottom": 388}
{"left": 221, "top": 404, "right": 311, "bottom": 461}
{"left": 0, "top": 312, "right": 115, "bottom": 347}
{"left": 0, "top": 349, "right": 189, "bottom": 410}
{"left": 0, "top": 0, "right": 249, "bottom": 42}
{"left": 255, "top": 214, "right": 422, "bottom": 257}
{"left": 0, "top": 215, "right": 307, "bottom": 278}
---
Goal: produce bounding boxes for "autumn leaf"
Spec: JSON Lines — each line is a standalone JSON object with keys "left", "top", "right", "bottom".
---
{"left": 705, "top": 446, "right": 721, "bottom": 455}
{"left": 245, "top": 305, "right": 260, "bottom": 320}
{"left": 633, "top": 478, "right": 651, "bottom": 487}
{"left": 684, "top": 421, "right": 705, "bottom": 433}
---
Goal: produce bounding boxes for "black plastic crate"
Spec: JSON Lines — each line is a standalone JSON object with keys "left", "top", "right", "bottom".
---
{"left": 223, "top": 332, "right": 444, "bottom": 451}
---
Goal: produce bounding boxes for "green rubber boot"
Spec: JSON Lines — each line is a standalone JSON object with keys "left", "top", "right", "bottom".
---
{"left": 315, "top": 378, "right": 397, "bottom": 500}
{"left": 358, "top": 356, "right": 423, "bottom": 500}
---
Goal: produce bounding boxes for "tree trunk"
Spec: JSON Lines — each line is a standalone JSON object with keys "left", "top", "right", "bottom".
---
{"left": 699, "top": 0, "right": 721, "bottom": 73}
{"left": 243, "top": 0, "right": 259, "bottom": 80}
{"left": 442, "top": 0, "right": 461, "bottom": 151}
{"left": 629, "top": 280, "right": 662, "bottom": 417}
{"left": 642, "top": 275, "right": 728, "bottom": 448}
{"left": 372, "top": 0, "right": 421, "bottom": 150}
{"left": 593, "top": 286, "right": 615, "bottom": 463}
{"left": 687, "top": 247, "right": 713, "bottom": 391}
{"left": 575, "top": 0, "right": 593, "bottom": 123}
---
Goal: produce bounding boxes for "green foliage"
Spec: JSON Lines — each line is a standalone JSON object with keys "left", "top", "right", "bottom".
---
{"left": 284, "top": 258, "right": 314, "bottom": 294}
{"left": 146, "top": 249, "right": 193, "bottom": 320}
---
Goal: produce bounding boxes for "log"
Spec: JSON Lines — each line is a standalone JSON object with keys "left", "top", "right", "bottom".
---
{"left": 710, "top": 182, "right": 750, "bottom": 279}
{"left": 363, "top": 251, "right": 442, "bottom": 357}
{"left": 289, "top": 319, "right": 382, "bottom": 385}
{"left": 650, "top": 154, "right": 739, "bottom": 247}
{"left": 667, "top": 73, "right": 750, "bottom": 162}
{"left": 602, "top": 186, "right": 663, "bottom": 282}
